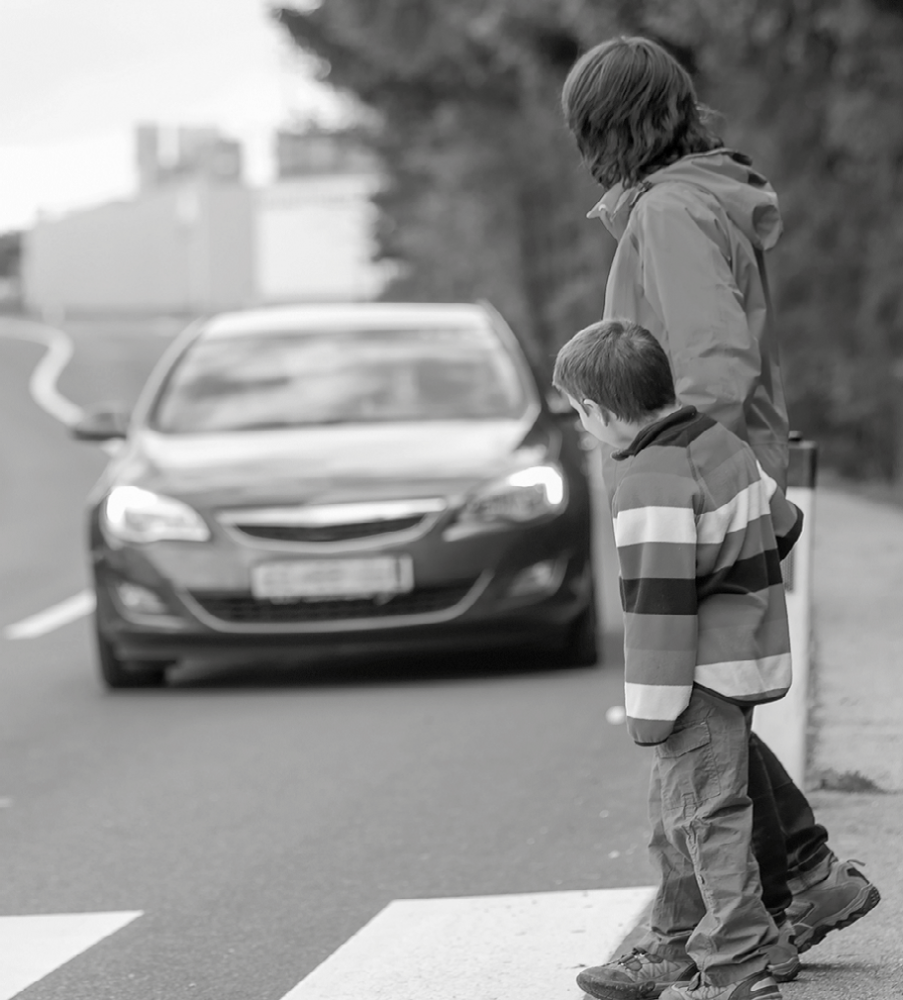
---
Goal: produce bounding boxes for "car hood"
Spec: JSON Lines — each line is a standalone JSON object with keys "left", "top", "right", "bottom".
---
{"left": 108, "top": 415, "right": 556, "bottom": 507}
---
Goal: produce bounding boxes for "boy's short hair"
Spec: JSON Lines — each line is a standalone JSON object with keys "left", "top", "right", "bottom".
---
{"left": 553, "top": 319, "right": 676, "bottom": 422}
{"left": 561, "top": 36, "right": 720, "bottom": 190}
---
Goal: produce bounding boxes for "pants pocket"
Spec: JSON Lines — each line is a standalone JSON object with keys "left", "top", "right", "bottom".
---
{"left": 656, "top": 721, "right": 723, "bottom": 809}
{"left": 658, "top": 722, "right": 711, "bottom": 758}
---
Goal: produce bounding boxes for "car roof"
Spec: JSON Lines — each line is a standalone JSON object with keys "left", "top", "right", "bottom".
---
{"left": 201, "top": 302, "right": 494, "bottom": 338}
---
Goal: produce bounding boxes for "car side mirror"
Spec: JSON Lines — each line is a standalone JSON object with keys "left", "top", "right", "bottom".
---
{"left": 71, "top": 407, "right": 130, "bottom": 442}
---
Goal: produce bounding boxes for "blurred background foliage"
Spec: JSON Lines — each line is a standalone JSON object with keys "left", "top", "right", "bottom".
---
{"left": 274, "top": 0, "right": 903, "bottom": 481}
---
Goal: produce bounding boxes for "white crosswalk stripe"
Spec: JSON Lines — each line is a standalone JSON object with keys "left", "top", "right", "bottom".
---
{"left": 280, "top": 886, "right": 655, "bottom": 1000}
{"left": 0, "top": 911, "right": 142, "bottom": 999}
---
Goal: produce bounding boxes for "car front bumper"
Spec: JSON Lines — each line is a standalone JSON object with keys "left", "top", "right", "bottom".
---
{"left": 93, "top": 515, "right": 594, "bottom": 664}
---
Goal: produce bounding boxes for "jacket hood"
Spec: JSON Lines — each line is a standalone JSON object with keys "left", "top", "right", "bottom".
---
{"left": 587, "top": 149, "right": 783, "bottom": 250}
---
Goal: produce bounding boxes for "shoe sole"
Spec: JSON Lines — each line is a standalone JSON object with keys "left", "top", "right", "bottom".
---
{"left": 576, "top": 976, "right": 679, "bottom": 1000}
{"left": 795, "top": 884, "right": 881, "bottom": 954}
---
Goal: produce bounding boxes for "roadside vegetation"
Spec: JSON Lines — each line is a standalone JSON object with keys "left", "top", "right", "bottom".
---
{"left": 274, "top": 1, "right": 903, "bottom": 484}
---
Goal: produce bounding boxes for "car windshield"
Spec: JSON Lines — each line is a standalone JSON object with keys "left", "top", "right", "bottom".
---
{"left": 149, "top": 323, "right": 531, "bottom": 433}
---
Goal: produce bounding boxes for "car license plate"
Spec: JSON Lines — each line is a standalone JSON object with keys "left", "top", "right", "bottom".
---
{"left": 251, "top": 557, "right": 414, "bottom": 600}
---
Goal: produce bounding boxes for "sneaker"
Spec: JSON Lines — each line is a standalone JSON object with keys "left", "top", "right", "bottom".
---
{"left": 787, "top": 858, "right": 881, "bottom": 953}
{"left": 766, "top": 919, "right": 800, "bottom": 983}
{"left": 659, "top": 970, "right": 781, "bottom": 1000}
{"left": 577, "top": 948, "right": 696, "bottom": 1000}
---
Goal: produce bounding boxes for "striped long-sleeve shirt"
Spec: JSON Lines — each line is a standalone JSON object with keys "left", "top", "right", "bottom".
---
{"left": 608, "top": 406, "right": 803, "bottom": 746}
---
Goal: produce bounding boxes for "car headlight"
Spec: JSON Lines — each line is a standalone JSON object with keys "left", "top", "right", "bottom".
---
{"left": 103, "top": 486, "right": 210, "bottom": 543}
{"left": 458, "top": 464, "right": 567, "bottom": 525}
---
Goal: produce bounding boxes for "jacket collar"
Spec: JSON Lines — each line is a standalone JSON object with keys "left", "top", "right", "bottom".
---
{"left": 613, "top": 406, "right": 700, "bottom": 460}
{"left": 586, "top": 181, "right": 650, "bottom": 241}
{"left": 586, "top": 149, "right": 750, "bottom": 241}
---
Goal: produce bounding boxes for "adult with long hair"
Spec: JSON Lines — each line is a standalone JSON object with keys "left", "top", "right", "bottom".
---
{"left": 561, "top": 35, "right": 880, "bottom": 1000}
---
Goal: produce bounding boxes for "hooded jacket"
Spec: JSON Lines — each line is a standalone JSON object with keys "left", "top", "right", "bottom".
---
{"left": 590, "top": 149, "right": 790, "bottom": 489}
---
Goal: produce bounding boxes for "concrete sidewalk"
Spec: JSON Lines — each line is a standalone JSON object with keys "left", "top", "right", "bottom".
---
{"left": 783, "top": 487, "right": 903, "bottom": 998}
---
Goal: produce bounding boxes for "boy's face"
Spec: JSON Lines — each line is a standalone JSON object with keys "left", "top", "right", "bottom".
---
{"left": 565, "top": 394, "right": 618, "bottom": 447}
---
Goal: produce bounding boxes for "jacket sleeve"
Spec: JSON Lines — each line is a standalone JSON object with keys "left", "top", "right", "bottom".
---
{"left": 612, "top": 470, "right": 698, "bottom": 746}
{"left": 636, "top": 196, "right": 761, "bottom": 443}
{"left": 757, "top": 463, "right": 804, "bottom": 559}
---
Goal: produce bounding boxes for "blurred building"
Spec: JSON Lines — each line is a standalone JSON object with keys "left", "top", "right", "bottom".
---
{"left": 22, "top": 125, "right": 388, "bottom": 317}
{"left": 256, "top": 126, "right": 388, "bottom": 304}
{"left": 275, "top": 125, "right": 376, "bottom": 178}
{"left": 23, "top": 182, "right": 255, "bottom": 316}
{"left": 136, "top": 124, "right": 243, "bottom": 189}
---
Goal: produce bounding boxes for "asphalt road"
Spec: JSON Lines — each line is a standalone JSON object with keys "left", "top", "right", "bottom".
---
{"left": 0, "top": 316, "right": 650, "bottom": 1000}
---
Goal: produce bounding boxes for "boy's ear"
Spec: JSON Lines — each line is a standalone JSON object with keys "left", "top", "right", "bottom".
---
{"left": 582, "top": 398, "right": 609, "bottom": 424}
{"left": 583, "top": 399, "right": 608, "bottom": 424}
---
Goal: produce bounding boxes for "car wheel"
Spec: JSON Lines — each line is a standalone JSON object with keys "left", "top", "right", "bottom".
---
{"left": 95, "top": 622, "right": 168, "bottom": 689}
{"left": 562, "top": 597, "right": 600, "bottom": 667}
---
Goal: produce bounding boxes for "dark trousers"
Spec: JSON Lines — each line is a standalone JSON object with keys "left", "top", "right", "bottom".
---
{"left": 748, "top": 732, "right": 835, "bottom": 918}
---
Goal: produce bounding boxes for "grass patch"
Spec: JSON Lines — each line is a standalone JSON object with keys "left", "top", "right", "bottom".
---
{"left": 813, "top": 768, "right": 887, "bottom": 794}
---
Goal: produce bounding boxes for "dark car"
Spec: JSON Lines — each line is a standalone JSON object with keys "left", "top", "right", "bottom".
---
{"left": 72, "top": 302, "right": 598, "bottom": 687}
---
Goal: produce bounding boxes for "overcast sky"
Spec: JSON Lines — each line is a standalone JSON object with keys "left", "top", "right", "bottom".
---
{"left": 0, "top": 0, "right": 339, "bottom": 231}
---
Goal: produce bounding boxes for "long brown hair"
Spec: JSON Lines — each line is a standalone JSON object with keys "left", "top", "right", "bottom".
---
{"left": 562, "top": 36, "right": 722, "bottom": 190}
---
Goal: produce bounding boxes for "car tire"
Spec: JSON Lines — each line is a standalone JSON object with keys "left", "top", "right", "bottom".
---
{"left": 95, "top": 622, "right": 168, "bottom": 689}
{"left": 562, "top": 597, "right": 600, "bottom": 668}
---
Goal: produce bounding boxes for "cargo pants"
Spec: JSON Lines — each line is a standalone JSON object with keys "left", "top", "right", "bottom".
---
{"left": 635, "top": 689, "right": 779, "bottom": 987}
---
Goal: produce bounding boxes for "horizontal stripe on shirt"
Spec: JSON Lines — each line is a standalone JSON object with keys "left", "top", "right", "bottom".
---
{"left": 697, "top": 480, "right": 772, "bottom": 544}
{"left": 617, "top": 540, "right": 697, "bottom": 581}
{"left": 695, "top": 652, "right": 792, "bottom": 698}
{"left": 614, "top": 504, "right": 696, "bottom": 547}
{"left": 697, "top": 516, "right": 773, "bottom": 576}
{"left": 621, "top": 575, "right": 697, "bottom": 616}
{"left": 622, "top": 612, "right": 698, "bottom": 655}
{"left": 696, "top": 611, "right": 792, "bottom": 666}
{"left": 627, "top": 716, "right": 678, "bottom": 746}
{"left": 693, "top": 585, "right": 790, "bottom": 628}
{"left": 698, "top": 547, "right": 783, "bottom": 599}
{"left": 625, "top": 681, "right": 693, "bottom": 720}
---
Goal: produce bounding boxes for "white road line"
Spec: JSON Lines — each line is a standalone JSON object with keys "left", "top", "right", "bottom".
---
{"left": 4, "top": 591, "right": 96, "bottom": 640}
{"left": 1, "top": 324, "right": 113, "bottom": 641}
{"left": 0, "top": 911, "right": 142, "bottom": 999}
{"left": 280, "top": 886, "right": 656, "bottom": 1000}
{"left": 1, "top": 324, "right": 121, "bottom": 455}
{"left": 0, "top": 325, "right": 83, "bottom": 426}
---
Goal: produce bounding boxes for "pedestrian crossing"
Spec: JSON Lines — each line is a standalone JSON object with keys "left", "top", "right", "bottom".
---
{"left": 0, "top": 889, "right": 654, "bottom": 999}
{"left": 279, "top": 887, "right": 655, "bottom": 1000}
{"left": 0, "top": 911, "right": 142, "bottom": 1000}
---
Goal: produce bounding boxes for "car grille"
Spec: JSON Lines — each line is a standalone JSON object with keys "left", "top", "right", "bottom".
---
{"left": 190, "top": 581, "right": 477, "bottom": 624}
{"left": 233, "top": 517, "right": 424, "bottom": 543}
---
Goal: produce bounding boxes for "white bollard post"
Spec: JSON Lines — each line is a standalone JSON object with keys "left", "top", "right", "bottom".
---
{"left": 752, "top": 437, "right": 818, "bottom": 787}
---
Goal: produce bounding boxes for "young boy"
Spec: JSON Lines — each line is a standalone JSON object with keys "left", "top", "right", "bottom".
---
{"left": 553, "top": 319, "right": 803, "bottom": 1000}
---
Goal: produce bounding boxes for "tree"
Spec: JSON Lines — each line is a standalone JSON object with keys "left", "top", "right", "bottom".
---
{"left": 274, "top": 1, "right": 618, "bottom": 376}
{"left": 274, "top": 0, "right": 903, "bottom": 479}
